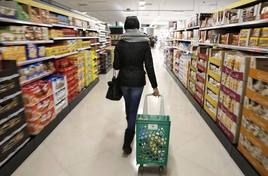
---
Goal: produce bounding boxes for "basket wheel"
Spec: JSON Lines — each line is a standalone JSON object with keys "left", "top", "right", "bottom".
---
{"left": 159, "top": 166, "right": 164, "bottom": 175}
{"left": 139, "top": 165, "right": 144, "bottom": 176}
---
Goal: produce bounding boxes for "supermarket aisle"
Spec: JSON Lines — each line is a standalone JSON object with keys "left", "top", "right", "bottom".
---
{"left": 12, "top": 49, "right": 244, "bottom": 176}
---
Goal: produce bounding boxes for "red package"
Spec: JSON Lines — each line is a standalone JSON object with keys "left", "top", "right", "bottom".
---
{"left": 22, "top": 80, "right": 53, "bottom": 107}
{"left": 26, "top": 107, "right": 55, "bottom": 135}
{"left": 57, "top": 65, "right": 76, "bottom": 73}
{"left": 24, "top": 95, "right": 54, "bottom": 121}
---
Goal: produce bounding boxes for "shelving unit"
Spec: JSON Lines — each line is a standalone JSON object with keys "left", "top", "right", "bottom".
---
{"left": 166, "top": 68, "right": 260, "bottom": 176}
{"left": 0, "top": 0, "right": 102, "bottom": 175}
{"left": 165, "top": 1, "right": 268, "bottom": 175}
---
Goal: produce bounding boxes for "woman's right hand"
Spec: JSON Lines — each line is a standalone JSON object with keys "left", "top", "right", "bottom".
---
{"left": 153, "top": 88, "right": 160, "bottom": 97}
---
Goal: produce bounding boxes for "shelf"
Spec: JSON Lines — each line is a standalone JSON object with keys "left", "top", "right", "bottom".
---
{"left": 165, "top": 67, "right": 260, "bottom": 176}
{"left": 209, "top": 57, "right": 222, "bottom": 67}
{"left": 176, "top": 39, "right": 192, "bottom": 42}
{"left": 186, "top": 26, "right": 200, "bottom": 30}
{"left": 91, "top": 43, "right": 100, "bottom": 46}
{"left": 0, "top": 40, "right": 54, "bottom": 45}
{"left": 52, "top": 23, "right": 76, "bottom": 29}
{"left": 238, "top": 144, "right": 268, "bottom": 176}
{"left": 207, "top": 69, "right": 221, "bottom": 82}
{"left": 246, "top": 88, "right": 268, "bottom": 108}
{"left": 54, "top": 51, "right": 78, "bottom": 59}
{"left": 52, "top": 36, "right": 97, "bottom": 40}
{"left": 204, "top": 104, "right": 217, "bottom": 121}
{"left": 200, "top": 19, "right": 268, "bottom": 31}
{"left": 87, "top": 29, "right": 99, "bottom": 32}
{"left": 205, "top": 93, "right": 217, "bottom": 107}
{"left": 77, "top": 47, "right": 91, "bottom": 51}
{"left": 240, "top": 126, "right": 268, "bottom": 157}
{"left": 243, "top": 107, "right": 268, "bottom": 133}
{"left": 199, "top": 43, "right": 268, "bottom": 54}
{"left": 20, "top": 71, "right": 54, "bottom": 86}
{"left": 0, "top": 79, "right": 99, "bottom": 176}
{"left": 249, "top": 68, "right": 268, "bottom": 84}
{"left": 17, "top": 56, "right": 55, "bottom": 66}
{"left": 0, "top": 17, "right": 52, "bottom": 27}
{"left": 206, "top": 81, "right": 220, "bottom": 94}
{"left": 174, "top": 28, "right": 185, "bottom": 32}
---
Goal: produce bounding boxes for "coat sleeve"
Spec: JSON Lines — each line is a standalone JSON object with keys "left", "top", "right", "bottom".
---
{"left": 144, "top": 43, "right": 158, "bottom": 88}
{"left": 113, "top": 44, "right": 120, "bottom": 70}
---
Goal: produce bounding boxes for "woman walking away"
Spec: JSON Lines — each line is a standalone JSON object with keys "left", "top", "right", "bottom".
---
{"left": 113, "top": 16, "right": 160, "bottom": 155}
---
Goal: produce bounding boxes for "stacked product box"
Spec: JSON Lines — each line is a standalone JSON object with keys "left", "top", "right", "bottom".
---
{"left": 204, "top": 49, "right": 224, "bottom": 121}
{"left": 238, "top": 56, "right": 268, "bottom": 175}
{"left": 69, "top": 53, "right": 85, "bottom": 92}
{"left": 0, "top": 60, "right": 29, "bottom": 167}
{"left": 90, "top": 50, "right": 99, "bottom": 81}
{"left": 217, "top": 51, "right": 250, "bottom": 143}
{"left": 178, "top": 54, "right": 191, "bottom": 87}
{"left": 188, "top": 48, "right": 198, "bottom": 95}
{"left": 195, "top": 47, "right": 209, "bottom": 106}
{"left": 54, "top": 58, "right": 78, "bottom": 103}
{"left": 82, "top": 50, "right": 93, "bottom": 86}
{"left": 46, "top": 75, "right": 68, "bottom": 115}
{"left": 172, "top": 49, "right": 180, "bottom": 78}
{"left": 22, "top": 80, "right": 55, "bottom": 135}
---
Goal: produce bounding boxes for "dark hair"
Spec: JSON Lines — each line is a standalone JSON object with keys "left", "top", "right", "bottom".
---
{"left": 124, "top": 16, "right": 140, "bottom": 30}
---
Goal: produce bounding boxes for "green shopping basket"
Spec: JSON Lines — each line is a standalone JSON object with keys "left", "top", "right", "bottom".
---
{"left": 136, "top": 94, "right": 171, "bottom": 168}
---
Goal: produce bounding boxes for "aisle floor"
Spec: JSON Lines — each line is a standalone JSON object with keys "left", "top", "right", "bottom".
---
{"left": 12, "top": 48, "right": 244, "bottom": 176}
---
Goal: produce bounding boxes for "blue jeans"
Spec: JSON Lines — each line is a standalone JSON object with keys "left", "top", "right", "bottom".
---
{"left": 121, "top": 86, "right": 144, "bottom": 131}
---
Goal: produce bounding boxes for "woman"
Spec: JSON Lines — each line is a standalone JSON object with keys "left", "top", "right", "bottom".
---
{"left": 113, "top": 16, "right": 160, "bottom": 155}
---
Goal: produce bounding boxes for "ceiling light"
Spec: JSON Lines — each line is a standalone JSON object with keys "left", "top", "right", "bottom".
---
{"left": 139, "top": 0, "right": 146, "bottom": 6}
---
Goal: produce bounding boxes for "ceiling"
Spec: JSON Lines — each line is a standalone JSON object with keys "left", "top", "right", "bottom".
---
{"left": 52, "top": 0, "right": 237, "bottom": 25}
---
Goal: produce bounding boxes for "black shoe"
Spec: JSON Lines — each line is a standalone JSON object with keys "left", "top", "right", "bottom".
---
{"left": 122, "top": 129, "right": 135, "bottom": 155}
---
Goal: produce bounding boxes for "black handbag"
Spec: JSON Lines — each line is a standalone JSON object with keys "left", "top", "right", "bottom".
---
{"left": 106, "top": 70, "right": 122, "bottom": 101}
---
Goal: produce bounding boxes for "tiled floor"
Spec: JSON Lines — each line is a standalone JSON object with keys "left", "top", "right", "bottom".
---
{"left": 12, "top": 48, "right": 244, "bottom": 176}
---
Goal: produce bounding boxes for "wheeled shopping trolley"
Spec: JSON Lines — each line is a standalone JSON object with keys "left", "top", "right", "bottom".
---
{"left": 136, "top": 94, "right": 171, "bottom": 173}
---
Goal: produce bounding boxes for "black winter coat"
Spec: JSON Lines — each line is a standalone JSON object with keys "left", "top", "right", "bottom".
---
{"left": 113, "top": 40, "right": 158, "bottom": 88}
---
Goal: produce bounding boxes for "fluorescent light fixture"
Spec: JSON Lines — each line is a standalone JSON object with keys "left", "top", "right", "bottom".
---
{"left": 139, "top": 0, "right": 146, "bottom": 6}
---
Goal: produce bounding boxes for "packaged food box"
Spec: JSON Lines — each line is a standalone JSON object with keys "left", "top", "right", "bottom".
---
{"left": 26, "top": 44, "right": 38, "bottom": 60}
{"left": 0, "top": 73, "right": 20, "bottom": 99}
{"left": 46, "top": 75, "right": 67, "bottom": 93}
{"left": 1, "top": 46, "right": 26, "bottom": 61}
{"left": 55, "top": 98, "right": 68, "bottom": 114}
{"left": 240, "top": 29, "right": 251, "bottom": 38}
{"left": 38, "top": 46, "right": 46, "bottom": 57}
{"left": 260, "top": 2, "right": 268, "bottom": 19}
{"left": 251, "top": 28, "right": 261, "bottom": 38}
{"left": 259, "top": 38, "right": 268, "bottom": 48}
{"left": 0, "top": 124, "right": 29, "bottom": 167}
{"left": 261, "top": 27, "right": 268, "bottom": 38}
{"left": 29, "top": 6, "right": 42, "bottom": 23}
{"left": 26, "top": 107, "right": 55, "bottom": 135}
{"left": 16, "top": 3, "right": 30, "bottom": 21}
{"left": 0, "top": 108, "right": 25, "bottom": 141}
{"left": 249, "top": 37, "right": 259, "bottom": 47}
{"left": 22, "top": 80, "right": 53, "bottom": 107}
{"left": 0, "top": 1, "right": 16, "bottom": 18}
{"left": 242, "top": 4, "right": 259, "bottom": 22}
{"left": 24, "top": 95, "right": 54, "bottom": 121}
{"left": 53, "top": 87, "right": 67, "bottom": 104}
{"left": 239, "top": 38, "right": 248, "bottom": 46}
{"left": 0, "top": 92, "right": 23, "bottom": 121}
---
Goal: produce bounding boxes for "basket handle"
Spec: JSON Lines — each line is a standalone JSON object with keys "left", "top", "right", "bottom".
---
{"left": 143, "top": 94, "right": 165, "bottom": 115}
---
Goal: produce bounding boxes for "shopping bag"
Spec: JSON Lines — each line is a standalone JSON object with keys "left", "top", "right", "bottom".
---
{"left": 106, "top": 70, "right": 122, "bottom": 101}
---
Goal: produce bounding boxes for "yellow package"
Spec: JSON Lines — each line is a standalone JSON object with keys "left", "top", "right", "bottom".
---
{"left": 1, "top": 46, "right": 26, "bottom": 61}
{"left": 259, "top": 38, "right": 268, "bottom": 47}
